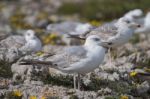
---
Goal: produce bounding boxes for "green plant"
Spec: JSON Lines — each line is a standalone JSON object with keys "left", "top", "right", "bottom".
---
{"left": 0, "top": 57, "right": 13, "bottom": 78}
{"left": 57, "top": 0, "right": 150, "bottom": 21}
{"left": 43, "top": 74, "right": 73, "bottom": 88}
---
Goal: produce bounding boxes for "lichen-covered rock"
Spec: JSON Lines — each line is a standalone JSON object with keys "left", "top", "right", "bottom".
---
{"left": 0, "top": 35, "right": 25, "bottom": 49}
{"left": 0, "top": 32, "right": 10, "bottom": 41}
{"left": 136, "top": 81, "right": 150, "bottom": 94}
{"left": 11, "top": 58, "right": 49, "bottom": 83}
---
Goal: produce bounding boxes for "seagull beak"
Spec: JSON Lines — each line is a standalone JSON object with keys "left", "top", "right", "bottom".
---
{"left": 99, "top": 41, "right": 112, "bottom": 48}
{"left": 137, "top": 24, "right": 141, "bottom": 28}
{"left": 67, "top": 34, "right": 86, "bottom": 40}
{"left": 130, "top": 23, "right": 141, "bottom": 28}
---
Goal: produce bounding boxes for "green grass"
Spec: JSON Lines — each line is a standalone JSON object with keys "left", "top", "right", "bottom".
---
{"left": 57, "top": 0, "right": 150, "bottom": 21}
{"left": 43, "top": 74, "right": 74, "bottom": 88}
{"left": 0, "top": 58, "right": 13, "bottom": 78}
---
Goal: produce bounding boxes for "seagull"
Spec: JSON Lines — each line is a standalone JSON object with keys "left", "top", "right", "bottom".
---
{"left": 61, "top": 34, "right": 82, "bottom": 45}
{"left": 20, "top": 35, "right": 107, "bottom": 90}
{"left": 62, "top": 23, "right": 94, "bottom": 45}
{"left": 46, "top": 21, "right": 94, "bottom": 45}
{"left": 135, "top": 12, "right": 150, "bottom": 34}
{"left": 46, "top": 21, "right": 93, "bottom": 35}
{"left": 98, "top": 9, "right": 143, "bottom": 34}
{"left": 123, "top": 9, "right": 143, "bottom": 22}
{"left": 70, "top": 17, "right": 140, "bottom": 48}
{"left": 0, "top": 30, "right": 42, "bottom": 62}
{"left": 70, "top": 23, "right": 94, "bottom": 35}
{"left": 19, "top": 30, "right": 42, "bottom": 54}
{"left": 68, "top": 17, "right": 140, "bottom": 66}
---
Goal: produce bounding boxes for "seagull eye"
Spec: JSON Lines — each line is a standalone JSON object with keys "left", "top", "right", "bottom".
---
{"left": 126, "top": 20, "right": 130, "bottom": 24}
{"left": 93, "top": 38, "right": 100, "bottom": 41}
{"left": 27, "top": 33, "right": 30, "bottom": 36}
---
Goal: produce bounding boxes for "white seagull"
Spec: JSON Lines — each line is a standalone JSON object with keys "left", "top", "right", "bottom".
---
{"left": 20, "top": 35, "right": 107, "bottom": 90}
{"left": 70, "top": 17, "right": 140, "bottom": 48}
{"left": 19, "top": 30, "right": 42, "bottom": 53}
{"left": 68, "top": 17, "right": 140, "bottom": 66}
{"left": 135, "top": 12, "right": 150, "bottom": 34}
{"left": 123, "top": 9, "right": 143, "bottom": 22}
{"left": 70, "top": 23, "right": 94, "bottom": 35}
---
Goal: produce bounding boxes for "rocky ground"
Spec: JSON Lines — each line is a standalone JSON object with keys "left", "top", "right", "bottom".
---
{"left": 0, "top": 0, "right": 150, "bottom": 99}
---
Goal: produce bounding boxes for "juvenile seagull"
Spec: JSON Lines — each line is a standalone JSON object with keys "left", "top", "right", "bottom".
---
{"left": 20, "top": 35, "right": 107, "bottom": 90}
{"left": 19, "top": 30, "right": 42, "bottom": 53}
{"left": 0, "top": 30, "right": 42, "bottom": 62}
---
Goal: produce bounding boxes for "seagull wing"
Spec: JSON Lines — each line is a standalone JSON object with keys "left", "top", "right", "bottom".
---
{"left": 49, "top": 46, "right": 87, "bottom": 69}
{"left": 86, "top": 23, "right": 118, "bottom": 40}
{"left": 20, "top": 46, "right": 87, "bottom": 71}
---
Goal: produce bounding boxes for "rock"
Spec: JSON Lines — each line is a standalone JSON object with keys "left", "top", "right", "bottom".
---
{"left": 0, "top": 32, "right": 10, "bottom": 41}
{"left": 11, "top": 58, "right": 49, "bottom": 83}
{"left": 132, "top": 81, "right": 150, "bottom": 96}
{"left": 0, "top": 48, "right": 23, "bottom": 63}
{"left": 97, "top": 87, "right": 112, "bottom": 95}
{"left": 0, "top": 78, "right": 11, "bottom": 89}
{"left": 11, "top": 60, "right": 32, "bottom": 82}
{"left": 94, "top": 71, "right": 119, "bottom": 81}
{"left": 75, "top": 90, "right": 97, "bottom": 99}
{"left": 136, "top": 81, "right": 150, "bottom": 95}
{"left": 0, "top": 35, "right": 25, "bottom": 62}
{"left": 0, "top": 35, "right": 25, "bottom": 49}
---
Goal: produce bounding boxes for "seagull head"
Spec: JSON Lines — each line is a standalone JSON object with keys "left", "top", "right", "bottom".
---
{"left": 130, "top": 9, "right": 143, "bottom": 19}
{"left": 116, "top": 17, "right": 140, "bottom": 30}
{"left": 85, "top": 35, "right": 103, "bottom": 47}
{"left": 25, "top": 29, "right": 36, "bottom": 41}
{"left": 124, "top": 9, "right": 143, "bottom": 20}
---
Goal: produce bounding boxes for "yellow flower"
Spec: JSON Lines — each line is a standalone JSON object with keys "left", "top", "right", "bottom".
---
{"left": 13, "top": 90, "right": 22, "bottom": 97}
{"left": 50, "top": 34, "right": 58, "bottom": 39}
{"left": 120, "top": 95, "right": 129, "bottom": 99}
{"left": 30, "top": 96, "right": 37, "bottom": 99}
{"left": 44, "top": 38, "right": 50, "bottom": 44}
{"left": 36, "top": 51, "right": 44, "bottom": 56}
{"left": 130, "top": 71, "right": 137, "bottom": 77}
{"left": 90, "top": 20, "right": 101, "bottom": 26}
{"left": 41, "top": 96, "right": 46, "bottom": 99}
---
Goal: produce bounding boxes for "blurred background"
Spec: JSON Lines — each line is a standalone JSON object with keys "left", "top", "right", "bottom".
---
{"left": 0, "top": 0, "right": 149, "bottom": 29}
{"left": 0, "top": 0, "right": 150, "bottom": 44}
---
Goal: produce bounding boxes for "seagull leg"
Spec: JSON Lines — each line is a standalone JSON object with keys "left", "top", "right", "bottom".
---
{"left": 73, "top": 74, "right": 77, "bottom": 89}
{"left": 108, "top": 48, "right": 112, "bottom": 67}
{"left": 77, "top": 74, "right": 81, "bottom": 90}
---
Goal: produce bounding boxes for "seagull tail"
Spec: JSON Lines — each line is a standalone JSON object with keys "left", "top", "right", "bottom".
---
{"left": 19, "top": 59, "right": 53, "bottom": 66}
{"left": 67, "top": 34, "right": 86, "bottom": 40}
